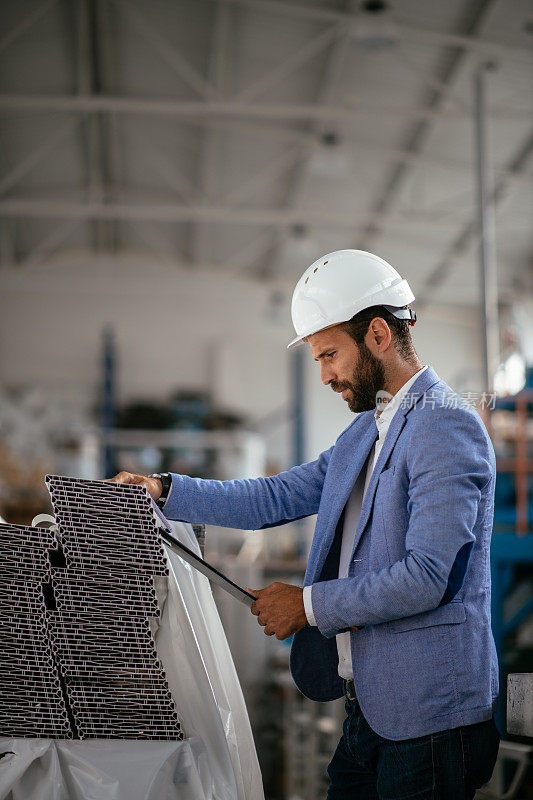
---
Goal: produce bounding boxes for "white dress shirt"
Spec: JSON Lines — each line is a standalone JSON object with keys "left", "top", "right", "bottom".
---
{"left": 303, "top": 366, "right": 428, "bottom": 679}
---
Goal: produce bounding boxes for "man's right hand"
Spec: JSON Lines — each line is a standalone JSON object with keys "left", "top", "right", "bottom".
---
{"left": 107, "top": 472, "right": 162, "bottom": 501}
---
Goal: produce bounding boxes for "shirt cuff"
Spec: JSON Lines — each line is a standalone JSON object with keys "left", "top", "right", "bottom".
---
{"left": 303, "top": 585, "right": 317, "bottom": 626}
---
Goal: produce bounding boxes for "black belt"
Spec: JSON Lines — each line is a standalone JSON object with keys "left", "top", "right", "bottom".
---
{"left": 343, "top": 679, "right": 358, "bottom": 702}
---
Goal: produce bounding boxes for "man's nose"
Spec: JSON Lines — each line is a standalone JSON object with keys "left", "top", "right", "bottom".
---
{"left": 321, "top": 363, "right": 334, "bottom": 385}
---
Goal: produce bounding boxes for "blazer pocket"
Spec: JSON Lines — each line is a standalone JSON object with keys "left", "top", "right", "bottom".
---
{"left": 388, "top": 601, "right": 466, "bottom": 633}
{"left": 377, "top": 465, "right": 395, "bottom": 483}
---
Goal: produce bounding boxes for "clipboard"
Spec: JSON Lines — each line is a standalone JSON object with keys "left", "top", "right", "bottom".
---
{"left": 151, "top": 501, "right": 256, "bottom": 608}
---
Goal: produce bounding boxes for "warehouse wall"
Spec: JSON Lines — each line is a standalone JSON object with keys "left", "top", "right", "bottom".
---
{"left": 0, "top": 253, "right": 289, "bottom": 396}
{"left": 0, "top": 252, "right": 484, "bottom": 470}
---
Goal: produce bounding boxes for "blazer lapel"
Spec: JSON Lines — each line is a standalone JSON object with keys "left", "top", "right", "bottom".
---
{"left": 351, "top": 411, "right": 406, "bottom": 551}
{"left": 351, "top": 365, "right": 441, "bottom": 553}
{"left": 309, "top": 416, "right": 378, "bottom": 583}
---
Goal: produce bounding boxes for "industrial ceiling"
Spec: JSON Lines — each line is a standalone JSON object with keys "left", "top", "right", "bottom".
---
{"left": 0, "top": 0, "right": 532, "bottom": 309}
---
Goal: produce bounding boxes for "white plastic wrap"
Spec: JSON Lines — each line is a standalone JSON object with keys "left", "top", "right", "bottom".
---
{"left": 0, "top": 521, "right": 264, "bottom": 800}
{"left": 157, "top": 521, "right": 264, "bottom": 800}
{"left": 0, "top": 738, "right": 216, "bottom": 800}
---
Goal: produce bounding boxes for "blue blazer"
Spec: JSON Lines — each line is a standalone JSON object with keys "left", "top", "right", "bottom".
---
{"left": 166, "top": 367, "right": 499, "bottom": 739}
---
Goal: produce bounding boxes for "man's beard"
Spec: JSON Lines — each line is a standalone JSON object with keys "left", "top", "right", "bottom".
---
{"left": 331, "top": 342, "right": 385, "bottom": 413}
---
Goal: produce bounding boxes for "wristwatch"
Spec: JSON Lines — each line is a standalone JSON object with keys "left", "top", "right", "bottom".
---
{"left": 149, "top": 472, "right": 172, "bottom": 509}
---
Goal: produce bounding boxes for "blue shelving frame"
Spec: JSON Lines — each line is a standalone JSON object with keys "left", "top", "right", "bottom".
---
{"left": 490, "top": 369, "right": 533, "bottom": 734}
{"left": 491, "top": 533, "right": 533, "bottom": 732}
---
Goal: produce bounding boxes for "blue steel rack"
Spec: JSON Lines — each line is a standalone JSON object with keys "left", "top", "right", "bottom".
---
{"left": 491, "top": 371, "right": 533, "bottom": 734}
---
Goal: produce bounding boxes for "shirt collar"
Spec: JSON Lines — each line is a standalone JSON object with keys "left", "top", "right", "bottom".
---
{"left": 374, "top": 366, "right": 428, "bottom": 430}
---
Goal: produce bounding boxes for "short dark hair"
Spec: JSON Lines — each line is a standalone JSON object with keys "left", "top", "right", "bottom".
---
{"left": 341, "top": 305, "right": 417, "bottom": 362}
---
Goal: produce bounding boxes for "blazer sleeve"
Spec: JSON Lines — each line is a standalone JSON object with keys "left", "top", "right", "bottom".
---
{"left": 163, "top": 446, "right": 333, "bottom": 529}
{"left": 310, "top": 407, "right": 495, "bottom": 637}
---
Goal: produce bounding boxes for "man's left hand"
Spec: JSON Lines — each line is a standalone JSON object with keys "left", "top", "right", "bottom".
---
{"left": 245, "top": 582, "right": 307, "bottom": 640}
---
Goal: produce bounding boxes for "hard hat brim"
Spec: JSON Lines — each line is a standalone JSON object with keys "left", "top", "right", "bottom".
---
{"left": 287, "top": 321, "right": 342, "bottom": 350}
{"left": 287, "top": 335, "right": 305, "bottom": 350}
{"left": 286, "top": 302, "right": 416, "bottom": 349}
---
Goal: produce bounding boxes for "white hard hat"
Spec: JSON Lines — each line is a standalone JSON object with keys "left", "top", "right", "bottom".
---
{"left": 287, "top": 249, "right": 415, "bottom": 349}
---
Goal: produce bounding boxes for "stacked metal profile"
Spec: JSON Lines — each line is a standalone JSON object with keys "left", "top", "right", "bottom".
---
{"left": 0, "top": 523, "right": 71, "bottom": 738}
{"left": 45, "top": 474, "right": 183, "bottom": 740}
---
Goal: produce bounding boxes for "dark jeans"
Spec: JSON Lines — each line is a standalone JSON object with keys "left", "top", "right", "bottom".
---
{"left": 326, "top": 697, "right": 500, "bottom": 800}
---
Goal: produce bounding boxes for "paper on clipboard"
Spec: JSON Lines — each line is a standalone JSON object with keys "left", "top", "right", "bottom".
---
{"left": 151, "top": 501, "right": 255, "bottom": 608}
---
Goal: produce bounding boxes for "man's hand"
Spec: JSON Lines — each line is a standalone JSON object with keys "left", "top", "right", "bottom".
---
{"left": 245, "top": 582, "right": 308, "bottom": 640}
{"left": 107, "top": 471, "right": 162, "bottom": 501}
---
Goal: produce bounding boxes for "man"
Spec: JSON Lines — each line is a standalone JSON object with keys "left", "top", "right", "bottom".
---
{"left": 113, "top": 250, "right": 500, "bottom": 799}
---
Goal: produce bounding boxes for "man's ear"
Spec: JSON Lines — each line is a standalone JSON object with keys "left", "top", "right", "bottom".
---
{"left": 367, "top": 317, "right": 391, "bottom": 352}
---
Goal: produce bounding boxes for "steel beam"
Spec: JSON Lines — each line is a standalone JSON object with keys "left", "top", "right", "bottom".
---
{"left": 0, "top": 219, "right": 14, "bottom": 265}
{"left": 79, "top": 0, "right": 110, "bottom": 252}
{"left": 192, "top": 0, "right": 232, "bottom": 264}
{"left": 342, "top": 136, "right": 531, "bottom": 188}
{"left": 356, "top": 0, "right": 497, "bottom": 253}
{"left": 219, "top": 229, "right": 277, "bottom": 271}
{"left": 114, "top": 0, "right": 217, "bottom": 100}
{"left": 128, "top": 127, "right": 200, "bottom": 204}
{"left": 260, "top": 0, "right": 359, "bottom": 278}
{"left": 221, "top": 144, "right": 303, "bottom": 206}
{"left": 234, "top": 25, "right": 338, "bottom": 103}
{"left": 474, "top": 64, "right": 500, "bottom": 393}
{"left": 1, "top": 93, "right": 528, "bottom": 122}
{"left": 0, "top": 0, "right": 58, "bottom": 56}
{"left": 21, "top": 219, "right": 81, "bottom": 268}
{"left": 0, "top": 197, "right": 469, "bottom": 229}
{"left": 126, "top": 219, "right": 182, "bottom": 262}
{"left": 219, "top": 0, "right": 533, "bottom": 64}
{"left": 0, "top": 118, "right": 79, "bottom": 196}
{"left": 99, "top": 0, "right": 122, "bottom": 253}
{"left": 417, "top": 127, "right": 533, "bottom": 305}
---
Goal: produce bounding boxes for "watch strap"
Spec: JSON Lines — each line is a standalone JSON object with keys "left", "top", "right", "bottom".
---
{"left": 149, "top": 472, "right": 172, "bottom": 509}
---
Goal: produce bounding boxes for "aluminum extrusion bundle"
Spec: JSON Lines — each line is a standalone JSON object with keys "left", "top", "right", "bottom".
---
{"left": 0, "top": 476, "right": 184, "bottom": 740}
{"left": 0, "top": 523, "right": 71, "bottom": 738}
{"left": 44, "top": 474, "right": 184, "bottom": 740}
